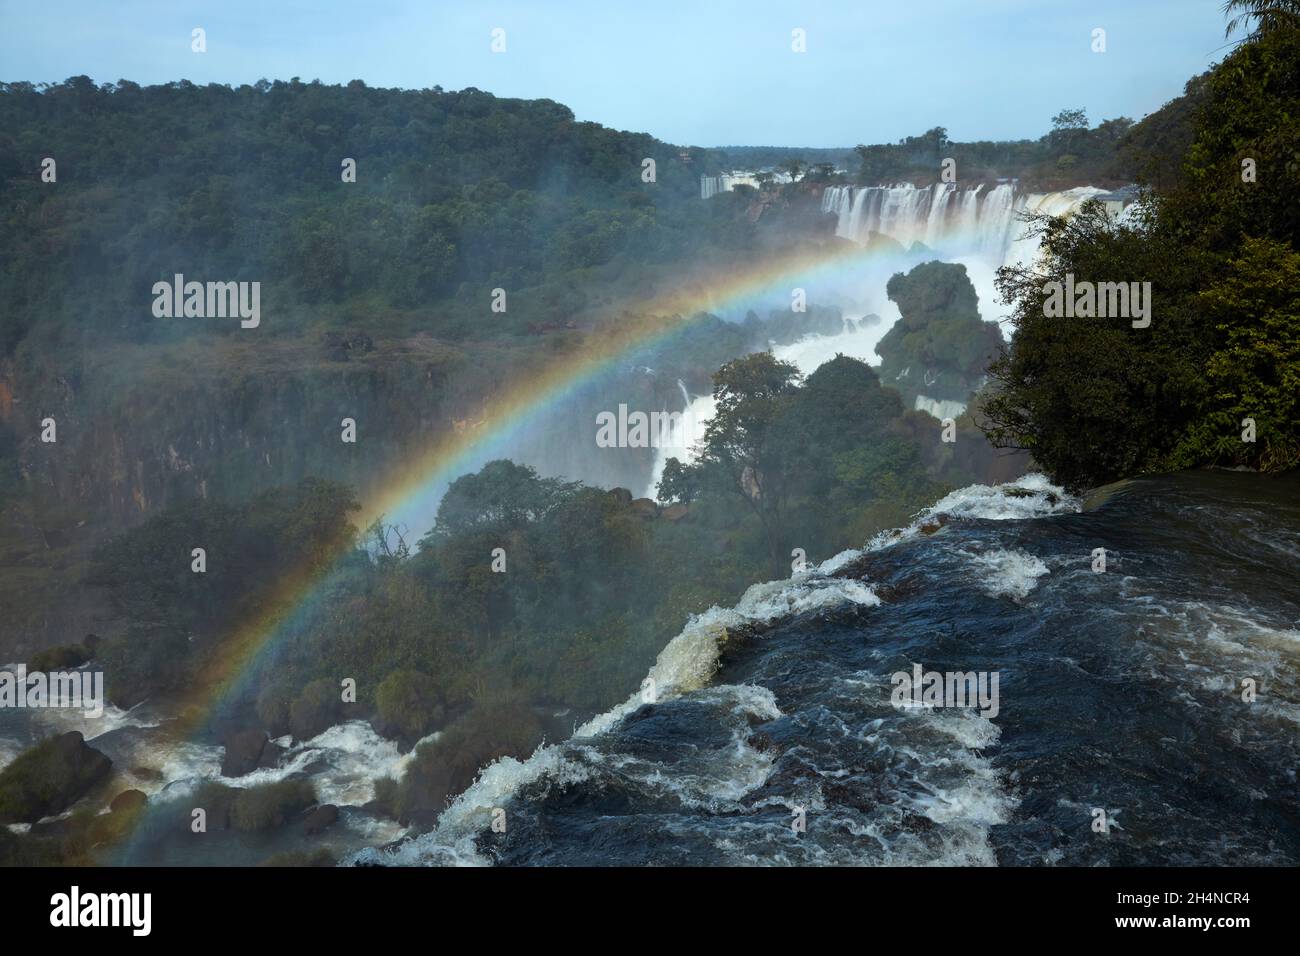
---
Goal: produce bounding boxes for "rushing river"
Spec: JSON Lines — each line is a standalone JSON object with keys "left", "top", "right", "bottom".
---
{"left": 355, "top": 470, "right": 1300, "bottom": 866}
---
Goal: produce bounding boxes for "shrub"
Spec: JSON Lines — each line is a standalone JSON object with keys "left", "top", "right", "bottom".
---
{"left": 191, "top": 780, "right": 239, "bottom": 830}
{"left": 376, "top": 669, "right": 445, "bottom": 741}
{"left": 289, "top": 678, "right": 341, "bottom": 741}
{"left": 0, "top": 732, "right": 112, "bottom": 825}
{"left": 230, "top": 779, "right": 316, "bottom": 832}
{"left": 255, "top": 681, "right": 296, "bottom": 738}
{"left": 394, "top": 701, "right": 542, "bottom": 825}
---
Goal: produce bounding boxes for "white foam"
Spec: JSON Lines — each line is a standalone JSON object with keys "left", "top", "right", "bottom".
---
{"left": 963, "top": 547, "right": 1050, "bottom": 599}
{"left": 28, "top": 700, "right": 161, "bottom": 742}
{"left": 576, "top": 575, "right": 879, "bottom": 739}
{"left": 349, "top": 475, "right": 1083, "bottom": 866}
{"left": 349, "top": 744, "right": 593, "bottom": 867}
{"left": 913, "top": 395, "right": 967, "bottom": 421}
{"left": 0, "top": 737, "right": 23, "bottom": 773}
{"left": 861, "top": 473, "right": 1079, "bottom": 555}
{"left": 226, "top": 720, "right": 414, "bottom": 807}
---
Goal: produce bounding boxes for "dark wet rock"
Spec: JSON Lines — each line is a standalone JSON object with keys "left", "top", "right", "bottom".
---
{"left": 221, "top": 729, "right": 269, "bottom": 777}
{"left": 110, "top": 789, "right": 148, "bottom": 814}
{"left": 900, "top": 813, "right": 936, "bottom": 834}
{"left": 257, "top": 738, "right": 286, "bottom": 770}
{"left": 298, "top": 757, "right": 331, "bottom": 777}
{"left": 918, "top": 514, "right": 949, "bottom": 535}
{"left": 607, "top": 487, "right": 634, "bottom": 506}
{"left": 303, "top": 803, "right": 339, "bottom": 835}
{"left": 0, "top": 732, "right": 112, "bottom": 824}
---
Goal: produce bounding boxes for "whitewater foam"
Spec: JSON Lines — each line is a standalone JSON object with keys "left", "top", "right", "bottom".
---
{"left": 963, "top": 547, "right": 1050, "bottom": 600}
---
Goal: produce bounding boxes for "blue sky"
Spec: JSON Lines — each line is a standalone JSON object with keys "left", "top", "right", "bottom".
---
{"left": 0, "top": 0, "right": 1231, "bottom": 146}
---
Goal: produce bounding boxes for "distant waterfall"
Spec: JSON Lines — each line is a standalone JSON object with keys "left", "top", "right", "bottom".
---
{"left": 820, "top": 183, "right": 1104, "bottom": 270}
{"left": 644, "top": 382, "right": 716, "bottom": 498}
{"left": 701, "top": 170, "right": 794, "bottom": 199}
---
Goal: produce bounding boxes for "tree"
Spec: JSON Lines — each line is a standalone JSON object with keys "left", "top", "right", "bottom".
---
{"left": 1048, "top": 109, "right": 1089, "bottom": 156}
{"left": 425, "top": 460, "right": 578, "bottom": 540}
{"left": 1223, "top": 0, "right": 1300, "bottom": 39}
{"left": 691, "top": 352, "right": 802, "bottom": 576}
{"left": 655, "top": 456, "right": 699, "bottom": 504}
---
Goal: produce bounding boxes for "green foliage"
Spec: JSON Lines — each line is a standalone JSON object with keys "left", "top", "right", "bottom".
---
{"left": 661, "top": 351, "right": 959, "bottom": 577}
{"left": 877, "top": 261, "right": 1004, "bottom": 405}
{"left": 983, "top": 23, "right": 1300, "bottom": 486}
{"left": 390, "top": 702, "right": 542, "bottom": 825}
{"left": 289, "top": 678, "right": 342, "bottom": 742}
{"left": 852, "top": 117, "right": 1137, "bottom": 189}
{"left": 1175, "top": 237, "right": 1300, "bottom": 470}
{"left": 375, "top": 669, "right": 445, "bottom": 742}
{"left": 229, "top": 779, "right": 317, "bottom": 832}
{"left": 687, "top": 352, "right": 802, "bottom": 576}
{"left": 1223, "top": 0, "right": 1300, "bottom": 39}
{"left": 0, "top": 78, "right": 741, "bottom": 355}
{"left": 424, "top": 460, "right": 580, "bottom": 541}
{"left": 88, "top": 478, "right": 359, "bottom": 706}
{"left": 0, "top": 733, "right": 111, "bottom": 825}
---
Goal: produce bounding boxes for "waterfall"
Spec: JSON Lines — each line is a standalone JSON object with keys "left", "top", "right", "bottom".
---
{"left": 644, "top": 382, "right": 716, "bottom": 499}
{"left": 702, "top": 170, "right": 793, "bottom": 199}
{"left": 821, "top": 182, "right": 1105, "bottom": 271}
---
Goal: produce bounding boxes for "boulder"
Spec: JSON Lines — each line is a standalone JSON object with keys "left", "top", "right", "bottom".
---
{"left": 110, "top": 789, "right": 148, "bottom": 814}
{"left": 303, "top": 803, "right": 339, "bottom": 835}
{"left": 257, "top": 738, "right": 285, "bottom": 771}
{"left": 220, "top": 729, "right": 269, "bottom": 777}
{"left": 607, "top": 487, "right": 634, "bottom": 506}
{"left": 662, "top": 504, "right": 690, "bottom": 522}
{"left": 630, "top": 497, "right": 658, "bottom": 519}
{"left": 0, "top": 732, "right": 112, "bottom": 824}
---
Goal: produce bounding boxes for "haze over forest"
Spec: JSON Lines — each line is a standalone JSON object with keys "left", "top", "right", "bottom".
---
{"left": 0, "top": 0, "right": 1296, "bottom": 876}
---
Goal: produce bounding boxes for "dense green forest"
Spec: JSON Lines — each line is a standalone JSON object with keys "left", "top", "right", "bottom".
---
{"left": 982, "top": 22, "right": 1300, "bottom": 482}
{"left": 0, "top": 77, "right": 759, "bottom": 354}
{"left": 849, "top": 113, "right": 1136, "bottom": 190}
{"left": 3, "top": 5, "right": 1299, "bottom": 867}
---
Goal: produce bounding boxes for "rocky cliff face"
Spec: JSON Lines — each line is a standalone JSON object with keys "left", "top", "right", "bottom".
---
{"left": 0, "top": 307, "right": 837, "bottom": 652}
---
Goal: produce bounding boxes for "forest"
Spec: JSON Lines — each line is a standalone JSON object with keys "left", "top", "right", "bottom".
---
{"left": 1, "top": 5, "right": 1297, "bottom": 868}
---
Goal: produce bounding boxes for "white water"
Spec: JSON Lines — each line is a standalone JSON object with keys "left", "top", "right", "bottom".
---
{"left": 351, "top": 568, "right": 883, "bottom": 866}
{"left": 644, "top": 380, "right": 716, "bottom": 499}
{"left": 962, "top": 547, "right": 1051, "bottom": 600}
{"left": 352, "top": 474, "right": 1075, "bottom": 867}
{"left": 822, "top": 183, "right": 1107, "bottom": 329}
{"left": 701, "top": 169, "right": 794, "bottom": 199}
{"left": 642, "top": 184, "right": 1110, "bottom": 496}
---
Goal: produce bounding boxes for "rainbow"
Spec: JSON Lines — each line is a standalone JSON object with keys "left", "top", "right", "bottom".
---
{"left": 111, "top": 231, "right": 936, "bottom": 859}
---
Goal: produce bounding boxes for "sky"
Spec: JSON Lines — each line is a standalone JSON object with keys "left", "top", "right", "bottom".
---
{"left": 0, "top": 0, "right": 1233, "bottom": 147}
